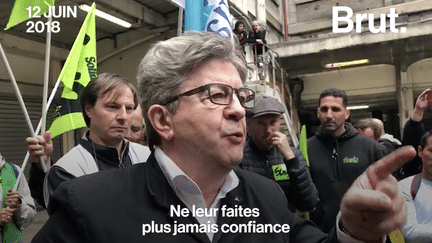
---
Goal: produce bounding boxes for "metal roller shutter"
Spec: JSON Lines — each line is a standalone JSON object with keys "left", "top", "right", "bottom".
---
{"left": 0, "top": 95, "right": 62, "bottom": 175}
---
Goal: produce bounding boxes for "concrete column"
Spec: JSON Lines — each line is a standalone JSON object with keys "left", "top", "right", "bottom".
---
{"left": 287, "top": 0, "right": 297, "bottom": 24}
{"left": 242, "top": 0, "right": 248, "bottom": 13}
{"left": 257, "top": 0, "right": 266, "bottom": 23}
{"left": 62, "top": 130, "right": 76, "bottom": 154}
{"left": 397, "top": 63, "right": 413, "bottom": 134}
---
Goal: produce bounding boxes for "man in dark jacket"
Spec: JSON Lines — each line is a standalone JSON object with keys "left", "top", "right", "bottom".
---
{"left": 372, "top": 118, "right": 401, "bottom": 156}
{"left": 32, "top": 32, "right": 410, "bottom": 243}
{"left": 308, "top": 88, "right": 383, "bottom": 233}
{"left": 241, "top": 95, "right": 318, "bottom": 212}
{"left": 26, "top": 73, "right": 151, "bottom": 210}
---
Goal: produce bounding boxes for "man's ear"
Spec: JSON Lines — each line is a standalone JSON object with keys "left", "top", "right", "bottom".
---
{"left": 147, "top": 105, "right": 174, "bottom": 141}
{"left": 316, "top": 108, "right": 321, "bottom": 119}
{"left": 344, "top": 109, "right": 350, "bottom": 120}
{"left": 84, "top": 105, "right": 92, "bottom": 119}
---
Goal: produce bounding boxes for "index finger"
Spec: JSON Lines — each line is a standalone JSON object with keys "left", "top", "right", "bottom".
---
{"left": 366, "top": 146, "right": 416, "bottom": 189}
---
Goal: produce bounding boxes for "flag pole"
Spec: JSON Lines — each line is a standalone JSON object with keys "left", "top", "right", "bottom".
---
{"left": 0, "top": 42, "right": 48, "bottom": 173}
{"left": 42, "top": 15, "right": 53, "bottom": 139}
{"left": 13, "top": 76, "right": 62, "bottom": 191}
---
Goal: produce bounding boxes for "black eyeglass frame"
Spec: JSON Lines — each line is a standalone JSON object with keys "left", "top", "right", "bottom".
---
{"left": 160, "top": 83, "right": 255, "bottom": 109}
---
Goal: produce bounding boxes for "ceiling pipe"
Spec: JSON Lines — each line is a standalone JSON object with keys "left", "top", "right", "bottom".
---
{"left": 283, "top": 0, "right": 289, "bottom": 42}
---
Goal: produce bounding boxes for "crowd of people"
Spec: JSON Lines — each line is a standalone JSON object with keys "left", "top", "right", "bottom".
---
{"left": 0, "top": 30, "right": 430, "bottom": 242}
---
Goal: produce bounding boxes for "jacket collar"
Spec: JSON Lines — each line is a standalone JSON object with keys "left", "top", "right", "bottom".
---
{"left": 316, "top": 122, "right": 359, "bottom": 141}
{"left": 247, "top": 136, "right": 272, "bottom": 153}
{"left": 212, "top": 168, "right": 245, "bottom": 242}
{"left": 145, "top": 153, "right": 184, "bottom": 210}
{"left": 144, "top": 154, "right": 210, "bottom": 243}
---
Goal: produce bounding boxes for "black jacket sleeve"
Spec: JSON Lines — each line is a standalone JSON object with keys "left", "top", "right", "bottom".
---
{"left": 400, "top": 119, "right": 425, "bottom": 178}
{"left": 402, "top": 119, "right": 426, "bottom": 148}
{"left": 286, "top": 147, "right": 319, "bottom": 211}
{"left": 373, "top": 142, "right": 384, "bottom": 162}
{"left": 32, "top": 180, "right": 86, "bottom": 243}
{"left": 45, "top": 166, "right": 76, "bottom": 214}
{"left": 29, "top": 163, "right": 47, "bottom": 208}
{"left": 246, "top": 30, "right": 266, "bottom": 44}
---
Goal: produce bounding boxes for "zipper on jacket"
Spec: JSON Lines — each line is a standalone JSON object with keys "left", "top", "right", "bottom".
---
{"left": 331, "top": 138, "right": 342, "bottom": 180}
{"left": 118, "top": 141, "right": 127, "bottom": 168}
{"left": 330, "top": 140, "right": 338, "bottom": 182}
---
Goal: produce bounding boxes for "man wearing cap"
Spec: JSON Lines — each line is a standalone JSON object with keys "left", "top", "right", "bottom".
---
{"left": 241, "top": 95, "right": 318, "bottom": 212}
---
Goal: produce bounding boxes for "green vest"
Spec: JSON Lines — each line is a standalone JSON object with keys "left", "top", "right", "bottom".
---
{"left": 0, "top": 162, "right": 22, "bottom": 243}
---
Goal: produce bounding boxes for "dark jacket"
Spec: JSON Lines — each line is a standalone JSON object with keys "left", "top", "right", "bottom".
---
{"left": 247, "top": 30, "right": 267, "bottom": 55}
{"left": 241, "top": 138, "right": 319, "bottom": 211}
{"left": 32, "top": 153, "right": 337, "bottom": 243}
{"left": 378, "top": 133, "right": 401, "bottom": 156}
{"left": 307, "top": 123, "right": 383, "bottom": 233}
{"left": 29, "top": 136, "right": 149, "bottom": 210}
{"left": 234, "top": 30, "right": 247, "bottom": 46}
{"left": 400, "top": 119, "right": 425, "bottom": 179}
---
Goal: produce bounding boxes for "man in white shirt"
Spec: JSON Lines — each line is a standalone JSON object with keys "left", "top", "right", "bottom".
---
{"left": 399, "top": 130, "right": 432, "bottom": 242}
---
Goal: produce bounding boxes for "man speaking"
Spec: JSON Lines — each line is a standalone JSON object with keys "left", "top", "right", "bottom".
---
{"left": 33, "top": 31, "right": 413, "bottom": 243}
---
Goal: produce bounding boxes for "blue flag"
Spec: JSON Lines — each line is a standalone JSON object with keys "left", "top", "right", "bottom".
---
{"left": 185, "top": 0, "right": 233, "bottom": 38}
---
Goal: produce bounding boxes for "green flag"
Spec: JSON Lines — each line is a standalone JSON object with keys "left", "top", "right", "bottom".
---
{"left": 299, "top": 125, "right": 309, "bottom": 166}
{"left": 5, "top": 0, "right": 55, "bottom": 30}
{"left": 1, "top": 163, "right": 23, "bottom": 243}
{"left": 48, "top": 2, "right": 96, "bottom": 138}
{"left": 299, "top": 124, "right": 311, "bottom": 220}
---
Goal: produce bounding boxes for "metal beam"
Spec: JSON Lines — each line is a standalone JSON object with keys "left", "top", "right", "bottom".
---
{"left": 0, "top": 32, "right": 69, "bottom": 61}
{"left": 272, "top": 21, "right": 432, "bottom": 58}
{"left": 288, "top": 0, "right": 432, "bottom": 35}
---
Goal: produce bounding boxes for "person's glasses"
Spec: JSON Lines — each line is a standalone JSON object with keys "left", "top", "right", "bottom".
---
{"left": 161, "top": 83, "right": 255, "bottom": 109}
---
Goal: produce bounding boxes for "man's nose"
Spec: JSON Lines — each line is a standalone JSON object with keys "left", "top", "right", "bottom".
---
{"left": 117, "top": 107, "right": 128, "bottom": 121}
{"left": 266, "top": 125, "right": 273, "bottom": 134}
{"left": 325, "top": 110, "right": 334, "bottom": 119}
{"left": 225, "top": 94, "right": 245, "bottom": 120}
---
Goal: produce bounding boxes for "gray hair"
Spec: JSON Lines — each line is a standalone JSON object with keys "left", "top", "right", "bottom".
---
{"left": 252, "top": 20, "right": 260, "bottom": 26}
{"left": 354, "top": 118, "right": 381, "bottom": 141}
{"left": 137, "top": 31, "right": 247, "bottom": 150}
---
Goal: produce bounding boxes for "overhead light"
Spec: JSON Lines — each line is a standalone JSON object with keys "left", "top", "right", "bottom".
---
{"left": 347, "top": 105, "right": 369, "bottom": 110}
{"left": 325, "top": 59, "right": 369, "bottom": 69}
{"left": 79, "top": 4, "right": 132, "bottom": 28}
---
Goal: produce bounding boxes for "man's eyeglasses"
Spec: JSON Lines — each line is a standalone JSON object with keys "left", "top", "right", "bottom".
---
{"left": 161, "top": 83, "right": 255, "bottom": 109}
